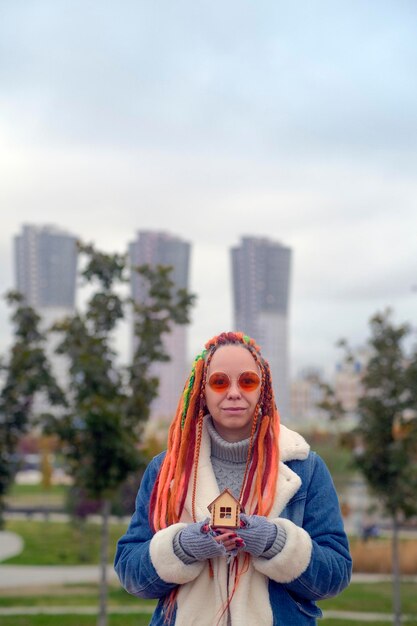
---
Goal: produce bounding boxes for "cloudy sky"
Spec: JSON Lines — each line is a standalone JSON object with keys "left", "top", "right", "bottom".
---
{"left": 1, "top": 0, "right": 417, "bottom": 379}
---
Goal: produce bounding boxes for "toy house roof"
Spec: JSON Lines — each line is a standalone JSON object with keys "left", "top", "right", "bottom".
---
{"left": 207, "top": 488, "right": 241, "bottom": 512}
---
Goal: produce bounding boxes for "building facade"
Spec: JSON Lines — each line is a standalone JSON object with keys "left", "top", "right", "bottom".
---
{"left": 14, "top": 224, "right": 78, "bottom": 403}
{"left": 290, "top": 367, "right": 327, "bottom": 431}
{"left": 129, "top": 231, "right": 191, "bottom": 425}
{"left": 14, "top": 224, "right": 77, "bottom": 310}
{"left": 231, "top": 236, "right": 292, "bottom": 419}
{"left": 333, "top": 350, "right": 367, "bottom": 429}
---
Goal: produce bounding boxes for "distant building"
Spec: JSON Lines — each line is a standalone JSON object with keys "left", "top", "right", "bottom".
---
{"left": 129, "top": 231, "right": 191, "bottom": 423}
{"left": 14, "top": 224, "right": 78, "bottom": 405}
{"left": 290, "top": 367, "right": 327, "bottom": 431}
{"left": 290, "top": 355, "right": 367, "bottom": 433}
{"left": 334, "top": 351, "right": 367, "bottom": 417}
{"left": 231, "top": 236, "right": 292, "bottom": 418}
{"left": 15, "top": 224, "right": 77, "bottom": 310}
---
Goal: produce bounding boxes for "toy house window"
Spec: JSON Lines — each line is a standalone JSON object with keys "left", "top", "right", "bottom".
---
{"left": 220, "top": 506, "right": 232, "bottom": 519}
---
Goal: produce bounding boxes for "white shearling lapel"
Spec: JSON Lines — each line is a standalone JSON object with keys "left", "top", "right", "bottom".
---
{"left": 279, "top": 424, "right": 310, "bottom": 462}
{"left": 268, "top": 424, "right": 310, "bottom": 518}
{"left": 270, "top": 461, "right": 302, "bottom": 518}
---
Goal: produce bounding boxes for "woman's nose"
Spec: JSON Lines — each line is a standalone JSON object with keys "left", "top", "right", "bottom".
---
{"left": 227, "top": 381, "right": 241, "bottom": 397}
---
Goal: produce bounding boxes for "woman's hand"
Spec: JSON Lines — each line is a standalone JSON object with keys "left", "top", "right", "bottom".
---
{"left": 178, "top": 519, "right": 228, "bottom": 561}
{"left": 211, "top": 527, "right": 242, "bottom": 552}
{"left": 236, "top": 514, "right": 278, "bottom": 556}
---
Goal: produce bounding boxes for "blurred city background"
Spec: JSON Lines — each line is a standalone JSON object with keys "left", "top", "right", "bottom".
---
{"left": 1, "top": 1, "right": 417, "bottom": 625}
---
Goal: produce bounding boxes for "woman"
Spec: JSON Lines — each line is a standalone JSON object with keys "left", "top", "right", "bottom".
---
{"left": 115, "top": 332, "right": 351, "bottom": 625}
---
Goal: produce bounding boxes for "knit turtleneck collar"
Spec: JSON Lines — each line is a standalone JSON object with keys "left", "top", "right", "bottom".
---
{"left": 206, "top": 416, "right": 250, "bottom": 463}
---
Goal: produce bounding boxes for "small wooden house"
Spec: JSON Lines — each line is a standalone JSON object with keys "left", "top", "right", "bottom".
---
{"left": 208, "top": 488, "right": 242, "bottom": 528}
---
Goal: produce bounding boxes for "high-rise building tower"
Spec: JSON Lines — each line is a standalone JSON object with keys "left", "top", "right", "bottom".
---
{"left": 14, "top": 224, "right": 77, "bottom": 311}
{"left": 129, "top": 231, "right": 191, "bottom": 423}
{"left": 14, "top": 224, "right": 78, "bottom": 400}
{"left": 231, "top": 236, "right": 292, "bottom": 418}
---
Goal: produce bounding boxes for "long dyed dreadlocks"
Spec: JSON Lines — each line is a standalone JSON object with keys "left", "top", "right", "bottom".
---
{"left": 148, "top": 331, "right": 281, "bottom": 622}
{"left": 150, "top": 331, "right": 280, "bottom": 530}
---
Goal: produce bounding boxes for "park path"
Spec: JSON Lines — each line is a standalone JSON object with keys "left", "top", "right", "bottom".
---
{"left": 0, "top": 530, "right": 119, "bottom": 587}
{"left": 0, "top": 531, "right": 23, "bottom": 562}
{"left": 0, "top": 563, "right": 119, "bottom": 587}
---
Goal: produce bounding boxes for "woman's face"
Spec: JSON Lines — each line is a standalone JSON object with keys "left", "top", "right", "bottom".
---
{"left": 205, "top": 345, "right": 261, "bottom": 442}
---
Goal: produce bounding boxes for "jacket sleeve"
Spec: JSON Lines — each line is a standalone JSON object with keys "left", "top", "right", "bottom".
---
{"left": 114, "top": 454, "right": 204, "bottom": 599}
{"left": 252, "top": 452, "right": 352, "bottom": 601}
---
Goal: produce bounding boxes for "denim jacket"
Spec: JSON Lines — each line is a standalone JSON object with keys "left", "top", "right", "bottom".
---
{"left": 115, "top": 422, "right": 352, "bottom": 625}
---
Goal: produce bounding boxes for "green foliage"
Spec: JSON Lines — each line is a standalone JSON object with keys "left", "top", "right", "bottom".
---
{"left": 1, "top": 242, "right": 195, "bottom": 626}
{"left": 46, "top": 241, "right": 195, "bottom": 501}
{"left": 36, "top": 242, "right": 195, "bottom": 626}
{"left": 352, "top": 311, "right": 417, "bottom": 520}
{"left": 320, "top": 310, "right": 417, "bottom": 522}
{"left": 321, "top": 310, "right": 417, "bottom": 626}
{"left": 0, "top": 292, "right": 65, "bottom": 526}
{"left": 316, "top": 379, "right": 346, "bottom": 424}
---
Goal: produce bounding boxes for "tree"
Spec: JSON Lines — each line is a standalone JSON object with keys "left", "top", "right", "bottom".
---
{"left": 356, "top": 311, "right": 417, "bottom": 626}
{"left": 0, "top": 292, "right": 65, "bottom": 526}
{"left": 46, "top": 242, "right": 195, "bottom": 626}
{"left": 321, "top": 310, "right": 417, "bottom": 626}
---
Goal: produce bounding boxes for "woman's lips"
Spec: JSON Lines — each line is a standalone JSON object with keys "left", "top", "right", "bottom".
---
{"left": 222, "top": 407, "right": 245, "bottom": 411}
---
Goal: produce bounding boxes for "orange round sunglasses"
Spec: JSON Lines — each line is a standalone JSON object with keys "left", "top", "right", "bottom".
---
{"left": 207, "top": 371, "right": 261, "bottom": 393}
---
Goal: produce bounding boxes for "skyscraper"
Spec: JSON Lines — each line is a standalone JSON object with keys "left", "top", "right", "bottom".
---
{"left": 129, "top": 231, "right": 191, "bottom": 423}
{"left": 231, "top": 236, "right": 292, "bottom": 418}
{"left": 14, "top": 224, "right": 77, "bottom": 311}
{"left": 14, "top": 224, "right": 78, "bottom": 399}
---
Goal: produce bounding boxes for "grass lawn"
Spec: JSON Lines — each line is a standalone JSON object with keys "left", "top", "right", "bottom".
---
{"left": 0, "top": 616, "right": 152, "bottom": 626}
{"left": 4, "top": 519, "right": 129, "bottom": 565}
{"left": 8, "top": 484, "right": 68, "bottom": 498}
{"left": 0, "top": 581, "right": 416, "bottom": 616}
{"left": 6, "top": 484, "right": 68, "bottom": 510}
{"left": 1, "top": 616, "right": 415, "bottom": 626}
{"left": 318, "top": 581, "right": 417, "bottom": 614}
{"left": 322, "top": 622, "right": 416, "bottom": 625}
{"left": 0, "top": 583, "right": 155, "bottom": 608}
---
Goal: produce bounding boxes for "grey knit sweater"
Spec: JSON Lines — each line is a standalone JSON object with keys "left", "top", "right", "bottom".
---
{"left": 206, "top": 417, "right": 251, "bottom": 500}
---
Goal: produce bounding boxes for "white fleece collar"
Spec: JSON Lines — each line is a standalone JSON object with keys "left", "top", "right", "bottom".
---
{"left": 279, "top": 423, "right": 310, "bottom": 462}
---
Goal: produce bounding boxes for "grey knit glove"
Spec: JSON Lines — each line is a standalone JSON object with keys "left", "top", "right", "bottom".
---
{"left": 237, "top": 514, "right": 279, "bottom": 557}
{"left": 177, "top": 519, "right": 227, "bottom": 562}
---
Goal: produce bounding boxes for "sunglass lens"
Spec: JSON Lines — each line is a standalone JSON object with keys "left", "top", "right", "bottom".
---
{"left": 238, "top": 371, "right": 261, "bottom": 391}
{"left": 208, "top": 373, "right": 230, "bottom": 392}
